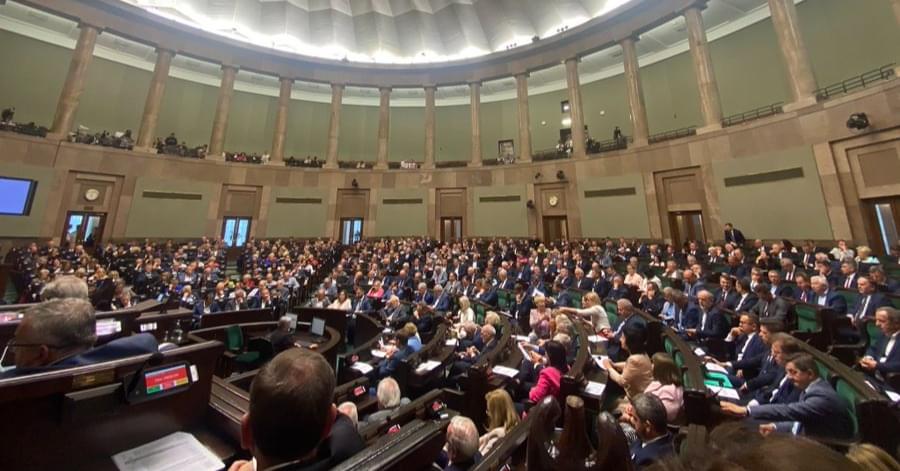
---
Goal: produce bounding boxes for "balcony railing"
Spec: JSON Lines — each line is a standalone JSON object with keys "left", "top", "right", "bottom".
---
{"left": 388, "top": 161, "right": 423, "bottom": 169}
{"left": 722, "top": 102, "right": 784, "bottom": 128}
{"left": 338, "top": 161, "right": 373, "bottom": 169}
{"left": 435, "top": 161, "right": 468, "bottom": 169}
{"left": 532, "top": 148, "right": 570, "bottom": 162}
{"left": 648, "top": 126, "right": 697, "bottom": 144}
{"left": 587, "top": 136, "right": 629, "bottom": 155}
{"left": 815, "top": 63, "right": 896, "bottom": 101}
{"left": 0, "top": 121, "right": 48, "bottom": 138}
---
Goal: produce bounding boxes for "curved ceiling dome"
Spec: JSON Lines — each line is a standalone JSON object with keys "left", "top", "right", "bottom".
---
{"left": 123, "top": 0, "right": 634, "bottom": 64}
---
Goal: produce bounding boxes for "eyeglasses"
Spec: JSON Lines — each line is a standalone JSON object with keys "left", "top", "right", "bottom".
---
{"left": 0, "top": 339, "right": 63, "bottom": 367}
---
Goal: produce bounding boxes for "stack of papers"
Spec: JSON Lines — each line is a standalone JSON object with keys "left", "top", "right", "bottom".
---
{"left": 445, "top": 338, "right": 458, "bottom": 347}
{"left": 587, "top": 335, "right": 608, "bottom": 343}
{"left": 583, "top": 381, "right": 606, "bottom": 397}
{"left": 351, "top": 362, "right": 374, "bottom": 374}
{"left": 492, "top": 365, "right": 519, "bottom": 378}
{"left": 708, "top": 385, "right": 740, "bottom": 400}
{"left": 705, "top": 363, "right": 729, "bottom": 374}
{"left": 371, "top": 349, "right": 387, "bottom": 359}
{"left": 886, "top": 390, "right": 900, "bottom": 403}
{"left": 416, "top": 360, "right": 441, "bottom": 373}
{"left": 592, "top": 355, "right": 610, "bottom": 370}
{"left": 515, "top": 335, "right": 531, "bottom": 342}
{"left": 694, "top": 347, "right": 707, "bottom": 357}
{"left": 112, "top": 432, "right": 223, "bottom": 471}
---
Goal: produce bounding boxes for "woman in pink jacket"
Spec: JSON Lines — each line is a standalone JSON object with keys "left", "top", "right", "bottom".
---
{"left": 528, "top": 340, "right": 569, "bottom": 403}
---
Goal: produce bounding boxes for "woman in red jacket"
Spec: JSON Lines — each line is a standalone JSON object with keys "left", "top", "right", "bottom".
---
{"left": 529, "top": 340, "right": 569, "bottom": 403}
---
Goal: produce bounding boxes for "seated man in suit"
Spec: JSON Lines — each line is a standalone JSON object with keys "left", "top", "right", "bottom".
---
{"left": 267, "top": 316, "right": 296, "bottom": 354}
{"left": 573, "top": 267, "right": 594, "bottom": 291}
{"left": 868, "top": 266, "right": 900, "bottom": 294}
{"left": 839, "top": 276, "right": 891, "bottom": 343}
{"left": 780, "top": 257, "right": 803, "bottom": 283}
{"left": 625, "top": 393, "right": 675, "bottom": 469}
{"left": 727, "top": 314, "right": 767, "bottom": 365}
{"left": 724, "top": 222, "right": 746, "bottom": 246}
{"left": 413, "top": 282, "right": 434, "bottom": 305}
{"left": 362, "top": 377, "right": 410, "bottom": 425}
{"left": 368, "top": 331, "right": 414, "bottom": 383}
{"left": 381, "top": 295, "right": 410, "bottom": 328}
{"left": 810, "top": 275, "right": 848, "bottom": 315}
{"left": 720, "top": 353, "right": 855, "bottom": 440}
{"left": 750, "top": 283, "right": 791, "bottom": 325}
{"left": 732, "top": 278, "right": 758, "bottom": 313}
{"left": 450, "top": 324, "right": 498, "bottom": 378}
{"left": 792, "top": 273, "right": 814, "bottom": 303}
{"left": 605, "top": 299, "right": 647, "bottom": 360}
{"left": 228, "top": 349, "right": 365, "bottom": 471}
{"left": 859, "top": 307, "right": 900, "bottom": 382}
{"left": 3, "top": 298, "right": 159, "bottom": 377}
{"left": 429, "top": 284, "right": 451, "bottom": 315}
{"left": 767, "top": 270, "right": 793, "bottom": 298}
{"left": 607, "top": 275, "right": 630, "bottom": 301}
{"left": 442, "top": 416, "right": 482, "bottom": 471}
{"left": 686, "top": 290, "right": 729, "bottom": 342}
{"left": 705, "top": 319, "right": 782, "bottom": 388}
{"left": 839, "top": 260, "right": 859, "bottom": 290}
{"left": 714, "top": 274, "right": 740, "bottom": 311}
{"left": 670, "top": 290, "right": 700, "bottom": 334}
{"left": 227, "top": 288, "right": 250, "bottom": 311}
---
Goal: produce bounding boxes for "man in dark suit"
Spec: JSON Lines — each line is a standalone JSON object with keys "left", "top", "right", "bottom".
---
{"left": 442, "top": 416, "right": 482, "bottom": 471}
{"left": 573, "top": 268, "right": 594, "bottom": 291}
{"left": 729, "top": 313, "right": 767, "bottom": 364}
{"left": 815, "top": 260, "right": 840, "bottom": 289}
{"left": 226, "top": 289, "right": 250, "bottom": 311}
{"left": 607, "top": 299, "right": 648, "bottom": 360}
{"left": 721, "top": 353, "right": 855, "bottom": 440}
{"left": 687, "top": 290, "right": 729, "bottom": 341}
{"left": 429, "top": 284, "right": 451, "bottom": 314}
{"left": 450, "top": 324, "right": 498, "bottom": 378}
{"left": 767, "top": 270, "right": 793, "bottom": 298}
{"left": 708, "top": 319, "right": 781, "bottom": 388}
{"left": 859, "top": 307, "right": 900, "bottom": 380}
{"left": 370, "top": 332, "right": 414, "bottom": 383}
{"left": 810, "top": 275, "right": 848, "bottom": 315}
{"left": 714, "top": 274, "right": 740, "bottom": 310}
{"left": 838, "top": 276, "right": 892, "bottom": 343}
{"left": 672, "top": 291, "right": 701, "bottom": 333}
{"left": 839, "top": 260, "right": 860, "bottom": 290}
{"left": 381, "top": 295, "right": 410, "bottom": 328}
{"left": 724, "top": 223, "right": 746, "bottom": 246}
{"left": 628, "top": 393, "right": 675, "bottom": 469}
{"left": 751, "top": 283, "right": 791, "bottom": 324}
{"left": 732, "top": 278, "right": 758, "bottom": 313}
{"left": 413, "top": 282, "right": 434, "bottom": 305}
{"left": 780, "top": 258, "right": 803, "bottom": 283}
{"left": 496, "top": 269, "right": 515, "bottom": 291}
{"left": 792, "top": 273, "right": 814, "bottom": 303}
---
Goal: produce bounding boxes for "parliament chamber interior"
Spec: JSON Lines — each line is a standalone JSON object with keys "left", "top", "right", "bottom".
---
{"left": 0, "top": 0, "right": 900, "bottom": 469}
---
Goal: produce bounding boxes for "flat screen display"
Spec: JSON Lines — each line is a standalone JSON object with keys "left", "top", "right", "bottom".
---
{"left": 285, "top": 313, "right": 298, "bottom": 332}
{"left": 0, "top": 177, "right": 37, "bottom": 216}
{"left": 311, "top": 317, "right": 326, "bottom": 337}
{"left": 95, "top": 318, "right": 122, "bottom": 337}
{"left": 145, "top": 364, "right": 190, "bottom": 396}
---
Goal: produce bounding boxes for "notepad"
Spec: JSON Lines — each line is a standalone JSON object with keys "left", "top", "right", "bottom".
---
{"left": 584, "top": 381, "right": 606, "bottom": 397}
{"left": 351, "top": 362, "right": 374, "bottom": 374}
{"left": 515, "top": 335, "right": 531, "bottom": 342}
{"left": 694, "top": 347, "right": 706, "bottom": 357}
{"left": 416, "top": 360, "right": 441, "bottom": 373}
{"left": 592, "top": 355, "right": 610, "bottom": 370}
{"left": 708, "top": 385, "right": 740, "bottom": 400}
{"left": 887, "top": 390, "right": 900, "bottom": 403}
{"left": 705, "top": 363, "right": 729, "bottom": 374}
{"left": 371, "top": 349, "right": 387, "bottom": 359}
{"left": 588, "top": 335, "right": 607, "bottom": 344}
{"left": 445, "top": 339, "right": 458, "bottom": 347}
{"left": 112, "top": 431, "right": 223, "bottom": 471}
{"left": 492, "top": 365, "right": 519, "bottom": 378}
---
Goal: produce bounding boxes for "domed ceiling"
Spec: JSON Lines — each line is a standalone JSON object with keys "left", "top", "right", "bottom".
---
{"left": 122, "top": 0, "right": 635, "bottom": 63}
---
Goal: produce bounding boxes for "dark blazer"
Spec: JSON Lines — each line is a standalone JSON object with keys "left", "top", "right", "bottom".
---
{"left": 607, "top": 285, "right": 630, "bottom": 301}
{"left": 734, "top": 333, "right": 767, "bottom": 364}
{"left": 574, "top": 277, "right": 594, "bottom": 291}
{"left": 725, "top": 228, "right": 746, "bottom": 246}
{"left": 374, "top": 345, "right": 414, "bottom": 380}
{"left": 640, "top": 296, "right": 665, "bottom": 317}
{"left": 749, "top": 378, "right": 855, "bottom": 440}
{"left": 771, "top": 283, "right": 794, "bottom": 298}
{"left": 715, "top": 288, "right": 740, "bottom": 310}
{"left": 840, "top": 273, "right": 859, "bottom": 290}
{"left": 733, "top": 293, "right": 758, "bottom": 313}
{"left": 814, "top": 290, "right": 848, "bottom": 316}
{"left": 866, "top": 333, "right": 900, "bottom": 375}
{"left": 592, "top": 277, "right": 611, "bottom": 299}
{"left": 697, "top": 308, "right": 729, "bottom": 340}
{"left": 2, "top": 334, "right": 160, "bottom": 379}
{"left": 414, "top": 291, "right": 435, "bottom": 305}
{"left": 849, "top": 292, "right": 891, "bottom": 321}
{"left": 630, "top": 433, "right": 675, "bottom": 470}
{"left": 744, "top": 355, "right": 780, "bottom": 396}
{"left": 750, "top": 297, "right": 791, "bottom": 323}
{"left": 673, "top": 303, "right": 701, "bottom": 332}
{"left": 430, "top": 293, "right": 451, "bottom": 312}
{"left": 793, "top": 288, "right": 814, "bottom": 304}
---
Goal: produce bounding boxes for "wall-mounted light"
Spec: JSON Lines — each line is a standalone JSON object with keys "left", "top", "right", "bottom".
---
{"left": 526, "top": 200, "right": 535, "bottom": 209}
{"left": 534, "top": 172, "right": 542, "bottom": 180}
{"left": 351, "top": 178, "right": 359, "bottom": 188}
{"left": 846, "top": 112, "right": 870, "bottom": 130}
{"left": 556, "top": 170, "right": 566, "bottom": 181}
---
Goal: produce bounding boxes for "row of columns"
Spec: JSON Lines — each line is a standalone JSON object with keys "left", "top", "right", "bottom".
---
{"left": 48, "top": 0, "right": 836, "bottom": 164}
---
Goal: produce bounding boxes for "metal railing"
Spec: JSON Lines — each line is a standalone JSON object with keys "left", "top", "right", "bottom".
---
{"left": 648, "top": 126, "right": 697, "bottom": 144}
{"left": 815, "top": 63, "right": 896, "bottom": 101}
{"left": 722, "top": 102, "right": 784, "bottom": 128}
{"left": 338, "top": 161, "right": 373, "bottom": 169}
{"left": 532, "top": 148, "right": 570, "bottom": 162}
{"left": 587, "top": 135, "right": 629, "bottom": 154}
{"left": 435, "top": 160, "right": 468, "bottom": 169}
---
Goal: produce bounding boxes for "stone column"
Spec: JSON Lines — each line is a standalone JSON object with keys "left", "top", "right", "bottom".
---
{"left": 208, "top": 65, "right": 238, "bottom": 159}
{"left": 270, "top": 77, "right": 293, "bottom": 162}
{"left": 469, "top": 82, "right": 482, "bottom": 167}
{"left": 135, "top": 48, "right": 174, "bottom": 151}
{"left": 375, "top": 87, "right": 391, "bottom": 169}
{"left": 49, "top": 24, "right": 100, "bottom": 138}
{"left": 564, "top": 58, "right": 586, "bottom": 159}
{"left": 621, "top": 37, "right": 649, "bottom": 147}
{"left": 893, "top": 0, "right": 900, "bottom": 27}
{"left": 767, "top": 0, "right": 817, "bottom": 107}
{"left": 684, "top": 6, "right": 723, "bottom": 132}
{"left": 424, "top": 85, "right": 436, "bottom": 168}
{"left": 515, "top": 73, "right": 533, "bottom": 162}
{"left": 325, "top": 84, "right": 343, "bottom": 169}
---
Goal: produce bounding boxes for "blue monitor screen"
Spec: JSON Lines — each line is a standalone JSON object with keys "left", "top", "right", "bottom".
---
{"left": 0, "top": 177, "right": 37, "bottom": 216}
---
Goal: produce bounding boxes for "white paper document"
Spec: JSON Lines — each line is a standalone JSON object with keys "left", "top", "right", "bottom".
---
{"left": 886, "top": 390, "right": 900, "bottom": 403}
{"left": 371, "top": 349, "right": 387, "bottom": 359}
{"left": 694, "top": 347, "right": 706, "bottom": 357}
{"left": 708, "top": 385, "right": 740, "bottom": 400}
{"left": 112, "top": 431, "right": 223, "bottom": 471}
{"left": 705, "top": 363, "right": 729, "bottom": 374}
{"left": 592, "top": 355, "right": 610, "bottom": 370}
{"left": 583, "top": 381, "right": 606, "bottom": 397}
{"left": 416, "top": 360, "right": 441, "bottom": 373}
{"left": 587, "top": 335, "right": 608, "bottom": 344}
{"left": 351, "top": 362, "right": 374, "bottom": 374}
{"left": 492, "top": 365, "right": 519, "bottom": 378}
{"left": 515, "top": 335, "right": 531, "bottom": 342}
{"left": 445, "top": 339, "right": 458, "bottom": 347}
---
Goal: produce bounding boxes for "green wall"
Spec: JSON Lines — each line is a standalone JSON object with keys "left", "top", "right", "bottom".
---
{"left": 284, "top": 99, "right": 330, "bottom": 159}
{"left": 389, "top": 106, "right": 425, "bottom": 162}
{"left": 480, "top": 99, "right": 518, "bottom": 161}
{"left": 528, "top": 88, "right": 569, "bottom": 151}
{"left": 579, "top": 174, "right": 651, "bottom": 238}
{"left": 75, "top": 56, "right": 152, "bottom": 135}
{"left": 0, "top": 30, "right": 70, "bottom": 127}
{"left": 0, "top": 163, "right": 58, "bottom": 237}
{"left": 375, "top": 188, "right": 427, "bottom": 236}
{"left": 642, "top": 51, "right": 702, "bottom": 133}
{"left": 435, "top": 105, "right": 470, "bottom": 162}
{"left": 582, "top": 74, "right": 631, "bottom": 142}
{"left": 471, "top": 185, "right": 528, "bottom": 237}
{"left": 712, "top": 146, "right": 832, "bottom": 240}
{"left": 156, "top": 76, "right": 219, "bottom": 148}
{"left": 265, "top": 187, "right": 327, "bottom": 238}
{"left": 340, "top": 104, "right": 378, "bottom": 162}
{"left": 125, "top": 177, "right": 216, "bottom": 238}
{"left": 224, "top": 89, "right": 278, "bottom": 154}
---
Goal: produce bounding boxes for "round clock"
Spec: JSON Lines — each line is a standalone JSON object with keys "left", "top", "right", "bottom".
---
{"left": 84, "top": 188, "right": 100, "bottom": 202}
{"left": 548, "top": 195, "right": 559, "bottom": 207}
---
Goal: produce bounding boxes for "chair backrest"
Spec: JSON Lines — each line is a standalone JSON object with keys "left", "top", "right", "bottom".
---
{"left": 246, "top": 337, "right": 275, "bottom": 362}
{"left": 834, "top": 377, "right": 860, "bottom": 437}
{"left": 794, "top": 304, "right": 821, "bottom": 333}
{"left": 225, "top": 325, "right": 244, "bottom": 352}
{"left": 865, "top": 319, "right": 882, "bottom": 346}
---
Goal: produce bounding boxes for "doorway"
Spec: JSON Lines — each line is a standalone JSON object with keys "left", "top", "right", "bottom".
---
{"left": 669, "top": 211, "right": 705, "bottom": 248}
{"left": 63, "top": 211, "right": 106, "bottom": 248}
{"left": 222, "top": 217, "right": 252, "bottom": 248}
{"left": 340, "top": 218, "right": 364, "bottom": 245}
{"left": 441, "top": 217, "right": 463, "bottom": 241}
{"left": 862, "top": 197, "right": 900, "bottom": 255}
{"left": 542, "top": 216, "right": 568, "bottom": 243}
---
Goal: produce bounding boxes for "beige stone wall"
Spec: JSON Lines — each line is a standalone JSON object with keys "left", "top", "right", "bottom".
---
{"left": 0, "top": 79, "right": 897, "bottom": 247}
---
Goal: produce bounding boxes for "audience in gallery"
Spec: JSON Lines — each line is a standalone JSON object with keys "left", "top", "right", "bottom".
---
{"left": 285, "top": 155, "right": 325, "bottom": 168}
{"left": 226, "top": 150, "right": 269, "bottom": 164}
{"left": 0, "top": 106, "right": 48, "bottom": 137}
{"left": 154, "top": 132, "right": 208, "bottom": 158}
{"left": 69, "top": 126, "right": 135, "bottom": 150}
